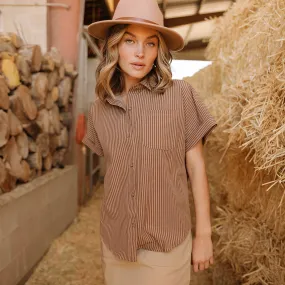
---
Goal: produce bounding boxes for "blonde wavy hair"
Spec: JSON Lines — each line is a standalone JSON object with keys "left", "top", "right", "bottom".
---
{"left": 95, "top": 24, "right": 173, "bottom": 100}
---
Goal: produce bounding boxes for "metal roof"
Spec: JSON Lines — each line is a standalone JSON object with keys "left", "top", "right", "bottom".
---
{"left": 157, "top": 0, "right": 234, "bottom": 51}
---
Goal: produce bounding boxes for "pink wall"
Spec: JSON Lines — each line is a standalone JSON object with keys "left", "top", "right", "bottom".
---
{"left": 47, "top": 0, "right": 81, "bottom": 67}
{"left": 47, "top": 0, "right": 85, "bottom": 204}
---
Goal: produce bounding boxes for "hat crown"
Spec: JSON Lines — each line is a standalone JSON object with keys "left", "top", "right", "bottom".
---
{"left": 113, "top": 0, "right": 164, "bottom": 26}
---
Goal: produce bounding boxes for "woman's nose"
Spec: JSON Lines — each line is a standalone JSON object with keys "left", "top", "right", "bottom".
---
{"left": 135, "top": 44, "right": 144, "bottom": 58}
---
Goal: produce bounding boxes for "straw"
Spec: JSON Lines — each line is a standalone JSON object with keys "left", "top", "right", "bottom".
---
{"left": 205, "top": 0, "right": 285, "bottom": 185}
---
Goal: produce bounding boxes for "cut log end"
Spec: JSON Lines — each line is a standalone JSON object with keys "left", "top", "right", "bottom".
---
{"left": 1, "top": 58, "right": 20, "bottom": 90}
{"left": 18, "top": 44, "right": 42, "bottom": 72}
{"left": 42, "top": 52, "right": 55, "bottom": 72}
{"left": 0, "top": 158, "right": 7, "bottom": 185}
{"left": 52, "top": 148, "right": 66, "bottom": 168}
{"left": 36, "top": 133, "right": 50, "bottom": 158}
{"left": 0, "top": 110, "right": 9, "bottom": 147}
{"left": 23, "top": 122, "right": 41, "bottom": 140}
{"left": 43, "top": 153, "right": 52, "bottom": 171}
{"left": 12, "top": 85, "right": 38, "bottom": 122}
{"left": 18, "top": 160, "right": 31, "bottom": 182}
{"left": 16, "top": 132, "right": 29, "bottom": 159}
{"left": 3, "top": 137, "right": 24, "bottom": 181}
{"left": 0, "top": 172, "right": 17, "bottom": 193}
{"left": 16, "top": 55, "right": 31, "bottom": 84}
{"left": 8, "top": 109, "right": 23, "bottom": 136}
{"left": 0, "top": 76, "right": 10, "bottom": 110}
{"left": 58, "top": 77, "right": 72, "bottom": 107}
{"left": 28, "top": 136, "right": 37, "bottom": 153}
{"left": 27, "top": 150, "right": 42, "bottom": 170}
{"left": 0, "top": 32, "right": 24, "bottom": 49}
{"left": 31, "top": 73, "right": 48, "bottom": 108}
{"left": 36, "top": 108, "right": 50, "bottom": 134}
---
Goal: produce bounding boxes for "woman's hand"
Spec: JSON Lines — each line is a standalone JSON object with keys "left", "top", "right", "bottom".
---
{"left": 191, "top": 234, "right": 214, "bottom": 272}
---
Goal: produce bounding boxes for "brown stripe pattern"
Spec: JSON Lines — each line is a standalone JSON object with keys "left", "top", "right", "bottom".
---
{"left": 82, "top": 79, "right": 217, "bottom": 262}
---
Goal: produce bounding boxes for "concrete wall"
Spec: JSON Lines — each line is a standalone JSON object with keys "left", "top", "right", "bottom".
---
{"left": 0, "top": 0, "right": 48, "bottom": 53}
{"left": 0, "top": 166, "right": 78, "bottom": 285}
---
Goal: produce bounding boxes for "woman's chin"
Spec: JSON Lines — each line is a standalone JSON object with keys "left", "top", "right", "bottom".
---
{"left": 126, "top": 70, "right": 149, "bottom": 80}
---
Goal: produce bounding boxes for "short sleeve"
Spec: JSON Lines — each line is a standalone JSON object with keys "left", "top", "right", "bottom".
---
{"left": 182, "top": 81, "right": 217, "bottom": 152}
{"left": 82, "top": 103, "right": 104, "bottom": 157}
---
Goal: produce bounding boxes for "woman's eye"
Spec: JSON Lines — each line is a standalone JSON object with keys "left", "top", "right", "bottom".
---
{"left": 125, "top": 39, "right": 134, "bottom": 44}
{"left": 147, "top": 42, "right": 156, "bottom": 47}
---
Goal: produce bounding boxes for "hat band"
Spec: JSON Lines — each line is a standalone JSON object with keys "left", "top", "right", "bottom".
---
{"left": 116, "top": 17, "right": 159, "bottom": 26}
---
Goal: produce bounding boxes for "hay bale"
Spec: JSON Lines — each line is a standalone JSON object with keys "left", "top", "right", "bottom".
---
{"left": 204, "top": 0, "right": 285, "bottom": 185}
{"left": 213, "top": 207, "right": 285, "bottom": 285}
{"left": 184, "top": 1, "right": 285, "bottom": 282}
{"left": 212, "top": 261, "right": 241, "bottom": 285}
{"left": 185, "top": 65, "right": 285, "bottom": 283}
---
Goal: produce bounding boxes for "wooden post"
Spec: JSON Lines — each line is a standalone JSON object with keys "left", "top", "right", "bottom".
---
{"left": 114, "top": 0, "right": 119, "bottom": 9}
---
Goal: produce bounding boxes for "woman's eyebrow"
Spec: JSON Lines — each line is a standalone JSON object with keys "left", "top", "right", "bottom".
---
{"left": 124, "top": 32, "right": 135, "bottom": 37}
{"left": 124, "top": 32, "right": 158, "bottom": 40}
{"left": 147, "top": 35, "right": 158, "bottom": 40}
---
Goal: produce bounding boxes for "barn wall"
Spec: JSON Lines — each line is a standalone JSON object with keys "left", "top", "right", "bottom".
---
{"left": 0, "top": 0, "right": 48, "bottom": 53}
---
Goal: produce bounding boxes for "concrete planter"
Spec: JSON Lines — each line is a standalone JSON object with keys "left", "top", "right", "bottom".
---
{"left": 0, "top": 165, "right": 78, "bottom": 285}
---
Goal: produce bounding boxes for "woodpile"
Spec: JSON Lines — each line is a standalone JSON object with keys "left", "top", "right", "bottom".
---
{"left": 0, "top": 32, "right": 77, "bottom": 194}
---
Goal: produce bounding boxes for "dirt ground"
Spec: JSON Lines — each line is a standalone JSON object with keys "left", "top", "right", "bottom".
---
{"left": 26, "top": 184, "right": 212, "bottom": 285}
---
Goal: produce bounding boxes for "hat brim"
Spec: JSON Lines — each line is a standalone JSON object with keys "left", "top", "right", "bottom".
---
{"left": 87, "top": 20, "right": 184, "bottom": 52}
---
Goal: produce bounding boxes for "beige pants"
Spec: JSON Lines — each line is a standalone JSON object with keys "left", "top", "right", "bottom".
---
{"left": 101, "top": 232, "right": 192, "bottom": 285}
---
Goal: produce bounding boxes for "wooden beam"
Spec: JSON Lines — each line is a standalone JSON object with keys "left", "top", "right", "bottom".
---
{"left": 162, "top": 0, "right": 167, "bottom": 17}
{"left": 168, "top": 0, "right": 231, "bottom": 8}
{"left": 164, "top": 11, "right": 224, "bottom": 27}
{"left": 82, "top": 29, "right": 103, "bottom": 59}
{"left": 196, "top": 0, "right": 203, "bottom": 13}
{"left": 184, "top": 0, "right": 203, "bottom": 41}
{"left": 182, "top": 39, "right": 209, "bottom": 51}
{"left": 103, "top": 0, "right": 113, "bottom": 18}
{"left": 114, "top": 0, "right": 119, "bottom": 9}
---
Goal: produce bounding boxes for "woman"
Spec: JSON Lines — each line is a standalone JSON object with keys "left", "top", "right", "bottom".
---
{"left": 82, "top": 0, "right": 217, "bottom": 284}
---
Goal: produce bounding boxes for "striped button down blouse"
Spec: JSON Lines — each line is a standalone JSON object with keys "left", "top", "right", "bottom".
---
{"left": 82, "top": 78, "right": 217, "bottom": 262}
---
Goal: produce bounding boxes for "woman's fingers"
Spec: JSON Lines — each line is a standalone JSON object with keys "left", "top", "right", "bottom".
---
{"left": 199, "top": 262, "right": 205, "bottom": 271}
{"left": 193, "top": 262, "right": 199, "bottom": 272}
{"left": 193, "top": 258, "right": 213, "bottom": 272}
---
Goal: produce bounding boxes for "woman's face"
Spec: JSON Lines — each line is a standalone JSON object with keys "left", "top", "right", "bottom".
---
{"left": 118, "top": 24, "right": 159, "bottom": 84}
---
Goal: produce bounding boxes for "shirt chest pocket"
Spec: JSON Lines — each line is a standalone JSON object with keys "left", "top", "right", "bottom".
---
{"left": 139, "top": 110, "right": 179, "bottom": 150}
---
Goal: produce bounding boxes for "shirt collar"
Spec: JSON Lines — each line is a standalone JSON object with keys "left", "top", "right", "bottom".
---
{"left": 105, "top": 77, "right": 153, "bottom": 101}
{"left": 138, "top": 77, "right": 152, "bottom": 91}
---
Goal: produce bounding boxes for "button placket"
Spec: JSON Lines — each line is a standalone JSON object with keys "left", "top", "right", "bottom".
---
{"left": 128, "top": 94, "right": 137, "bottom": 231}
{"left": 127, "top": 104, "right": 132, "bottom": 139}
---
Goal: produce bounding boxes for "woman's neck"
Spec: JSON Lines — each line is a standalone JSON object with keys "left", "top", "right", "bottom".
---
{"left": 123, "top": 74, "right": 140, "bottom": 93}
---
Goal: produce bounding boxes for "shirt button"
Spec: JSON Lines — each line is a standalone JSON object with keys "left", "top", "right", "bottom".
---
{"left": 130, "top": 163, "right": 133, "bottom": 168}
{"left": 131, "top": 192, "right": 135, "bottom": 198}
{"left": 128, "top": 107, "right": 132, "bottom": 111}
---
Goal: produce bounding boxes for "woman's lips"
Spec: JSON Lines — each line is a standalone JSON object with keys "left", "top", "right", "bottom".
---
{"left": 131, "top": 63, "right": 145, "bottom": 70}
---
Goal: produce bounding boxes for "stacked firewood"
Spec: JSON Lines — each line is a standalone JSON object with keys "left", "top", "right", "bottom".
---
{"left": 0, "top": 32, "right": 77, "bottom": 194}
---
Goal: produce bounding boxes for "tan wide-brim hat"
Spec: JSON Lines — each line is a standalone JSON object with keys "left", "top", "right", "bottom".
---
{"left": 87, "top": 0, "right": 185, "bottom": 52}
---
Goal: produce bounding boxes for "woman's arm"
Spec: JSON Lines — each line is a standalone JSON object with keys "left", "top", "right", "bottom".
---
{"left": 186, "top": 140, "right": 214, "bottom": 272}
